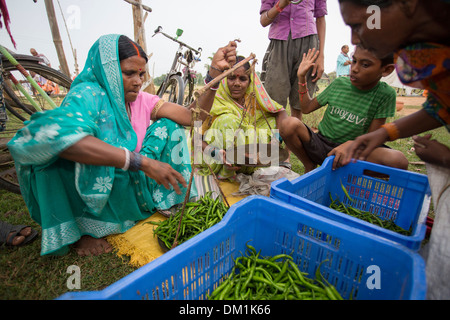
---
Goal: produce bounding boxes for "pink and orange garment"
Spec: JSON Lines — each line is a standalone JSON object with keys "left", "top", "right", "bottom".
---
{"left": 395, "top": 42, "right": 450, "bottom": 131}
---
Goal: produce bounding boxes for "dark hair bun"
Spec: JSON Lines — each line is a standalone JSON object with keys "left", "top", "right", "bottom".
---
{"left": 118, "top": 35, "right": 148, "bottom": 62}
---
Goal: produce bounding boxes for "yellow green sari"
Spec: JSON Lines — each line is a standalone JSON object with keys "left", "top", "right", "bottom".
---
{"left": 199, "top": 72, "right": 285, "bottom": 179}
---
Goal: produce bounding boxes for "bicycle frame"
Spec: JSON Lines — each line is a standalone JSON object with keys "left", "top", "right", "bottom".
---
{"left": 153, "top": 27, "right": 202, "bottom": 103}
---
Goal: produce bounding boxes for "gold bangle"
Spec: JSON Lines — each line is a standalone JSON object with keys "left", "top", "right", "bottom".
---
{"left": 381, "top": 122, "right": 400, "bottom": 141}
{"left": 151, "top": 99, "right": 165, "bottom": 119}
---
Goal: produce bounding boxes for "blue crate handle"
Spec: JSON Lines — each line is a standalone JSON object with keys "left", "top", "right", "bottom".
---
{"left": 295, "top": 156, "right": 429, "bottom": 193}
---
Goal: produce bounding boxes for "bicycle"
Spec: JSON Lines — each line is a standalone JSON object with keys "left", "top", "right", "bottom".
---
{"left": 0, "top": 45, "right": 72, "bottom": 194}
{"left": 153, "top": 26, "right": 202, "bottom": 106}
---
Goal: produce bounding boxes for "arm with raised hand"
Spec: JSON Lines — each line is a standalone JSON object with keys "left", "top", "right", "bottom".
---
{"left": 297, "top": 48, "right": 322, "bottom": 114}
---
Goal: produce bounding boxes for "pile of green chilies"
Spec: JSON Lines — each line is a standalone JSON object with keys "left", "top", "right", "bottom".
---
{"left": 329, "top": 193, "right": 412, "bottom": 236}
{"left": 208, "top": 243, "right": 344, "bottom": 300}
{"left": 148, "top": 192, "right": 228, "bottom": 249}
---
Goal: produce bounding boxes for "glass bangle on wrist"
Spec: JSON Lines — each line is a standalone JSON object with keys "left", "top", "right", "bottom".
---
{"left": 129, "top": 151, "right": 143, "bottom": 171}
{"left": 121, "top": 148, "right": 130, "bottom": 171}
{"left": 205, "top": 72, "right": 220, "bottom": 90}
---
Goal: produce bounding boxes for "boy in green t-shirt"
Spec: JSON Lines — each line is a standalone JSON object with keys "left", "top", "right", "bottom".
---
{"left": 280, "top": 45, "right": 408, "bottom": 173}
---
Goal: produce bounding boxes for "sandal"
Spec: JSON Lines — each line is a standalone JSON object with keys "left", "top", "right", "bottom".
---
{"left": 0, "top": 221, "right": 38, "bottom": 247}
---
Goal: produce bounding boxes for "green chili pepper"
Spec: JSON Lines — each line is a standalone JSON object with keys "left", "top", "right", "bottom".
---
{"left": 340, "top": 180, "right": 355, "bottom": 203}
{"left": 209, "top": 245, "right": 346, "bottom": 300}
{"left": 152, "top": 193, "right": 228, "bottom": 248}
{"left": 329, "top": 193, "right": 411, "bottom": 236}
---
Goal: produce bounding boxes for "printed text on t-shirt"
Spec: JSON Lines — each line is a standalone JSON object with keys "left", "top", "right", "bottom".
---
{"left": 329, "top": 105, "right": 367, "bottom": 126}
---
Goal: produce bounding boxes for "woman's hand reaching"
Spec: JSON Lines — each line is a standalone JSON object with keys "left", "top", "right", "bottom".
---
{"left": 141, "top": 157, "right": 187, "bottom": 195}
{"left": 413, "top": 134, "right": 450, "bottom": 168}
{"left": 341, "top": 128, "right": 389, "bottom": 166}
{"left": 327, "top": 140, "right": 354, "bottom": 170}
{"left": 219, "top": 149, "right": 241, "bottom": 172}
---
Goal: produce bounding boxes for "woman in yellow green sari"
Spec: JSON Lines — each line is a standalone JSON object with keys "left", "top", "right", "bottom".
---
{"left": 199, "top": 56, "right": 288, "bottom": 179}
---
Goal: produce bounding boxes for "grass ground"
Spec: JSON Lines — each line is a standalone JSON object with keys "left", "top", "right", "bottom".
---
{"left": 0, "top": 101, "right": 448, "bottom": 300}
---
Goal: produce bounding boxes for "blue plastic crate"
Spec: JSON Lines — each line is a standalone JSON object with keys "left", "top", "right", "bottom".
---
{"left": 270, "top": 156, "right": 431, "bottom": 251}
{"left": 59, "top": 195, "right": 426, "bottom": 300}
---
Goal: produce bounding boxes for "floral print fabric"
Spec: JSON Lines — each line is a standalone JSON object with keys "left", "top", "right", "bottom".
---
{"left": 7, "top": 35, "right": 195, "bottom": 255}
{"left": 395, "top": 42, "right": 450, "bottom": 131}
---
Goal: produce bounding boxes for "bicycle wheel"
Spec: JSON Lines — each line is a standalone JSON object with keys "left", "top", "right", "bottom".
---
{"left": 183, "top": 77, "right": 195, "bottom": 107}
{"left": 2, "top": 57, "right": 72, "bottom": 118}
{"left": 159, "top": 74, "right": 184, "bottom": 105}
{"left": 1, "top": 56, "right": 72, "bottom": 194}
{"left": 0, "top": 137, "right": 20, "bottom": 194}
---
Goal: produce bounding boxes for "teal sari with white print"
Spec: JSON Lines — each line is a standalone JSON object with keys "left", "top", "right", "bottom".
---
{"left": 7, "top": 34, "right": 195, "bottom": 255}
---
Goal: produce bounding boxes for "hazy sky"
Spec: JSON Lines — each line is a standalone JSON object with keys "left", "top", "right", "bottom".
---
{"left": 1, "top": 0, "right": 352, "bottom": 77}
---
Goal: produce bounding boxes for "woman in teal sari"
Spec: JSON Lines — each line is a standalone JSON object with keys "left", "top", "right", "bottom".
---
{"left": 7, "top": 35, "right": 237, "bottom": 256}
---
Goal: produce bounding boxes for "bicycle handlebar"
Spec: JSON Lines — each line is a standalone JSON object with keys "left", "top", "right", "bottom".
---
{"left": 152, "top": 26, "right": 202, "bottom": 56}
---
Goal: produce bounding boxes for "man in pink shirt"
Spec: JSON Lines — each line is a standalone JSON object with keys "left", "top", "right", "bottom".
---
{"left": 260, "top": 0, "right": 327, "bottom": 121}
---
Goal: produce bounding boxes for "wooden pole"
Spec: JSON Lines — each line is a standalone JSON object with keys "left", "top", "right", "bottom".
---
{"left": 129, "top": 0, "right": 149, "bottom": 82}
{"left": 131, "top": 0, "right": 146, "bottom": 51}
{"left": 44, "top": 0, "right": 70, "bottom": 77}
{"left": 56, "top": 0, "right": 79, "bottom": 75}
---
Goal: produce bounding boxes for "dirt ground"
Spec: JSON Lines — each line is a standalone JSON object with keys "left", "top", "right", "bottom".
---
{"left": 396, "top": 96, "right": 426, "bottom": 116}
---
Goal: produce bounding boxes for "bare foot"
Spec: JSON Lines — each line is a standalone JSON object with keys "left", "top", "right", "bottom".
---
{"left": 7, "top": 226, "right": 32, "bottom": 246}
{"left": 74, "top": 235, "right": 113, "bottom": 256}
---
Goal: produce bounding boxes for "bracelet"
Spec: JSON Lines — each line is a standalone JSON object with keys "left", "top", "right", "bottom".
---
{"left": 205, "top": 72, "right": 220, "bottom": 90}
{"left": 209, "top": 65, "right": 223, "bottom": 73}
{"left": 121, "top": 148, "right": 130, "bottom": 171}
{"left": 275, "top": 1, "right": 283, "bottom": 13}
{"left": 205, "top": 72, "right": 214, "bottom": 83}
{"left": 129, "top": 151, "right": 143, "bottom": 171}
{"left": 151, "top": 99, "right": 165, "bottom": 119}
{"left": 298, "top": 88, "right": 308, "bottom": 102}
{"left": 381, "top": 122, "right": 400, "bottom": 141}
{"left": 298, "top": 82, "right": 307, "bottom": 87}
